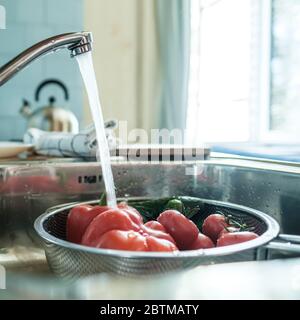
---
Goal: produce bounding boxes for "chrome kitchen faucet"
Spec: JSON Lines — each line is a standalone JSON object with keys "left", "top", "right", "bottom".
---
{"left": 0, "top": 32, "right": 93, "bottom": 86}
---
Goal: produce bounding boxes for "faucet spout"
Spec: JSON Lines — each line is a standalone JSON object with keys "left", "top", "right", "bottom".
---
{"left": 0, "top": 31, "right": 93, "bottom": 86}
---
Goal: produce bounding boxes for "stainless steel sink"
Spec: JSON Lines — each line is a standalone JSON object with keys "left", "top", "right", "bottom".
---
{"left": 1, "top": 156, "right": 300, "bottom": 298}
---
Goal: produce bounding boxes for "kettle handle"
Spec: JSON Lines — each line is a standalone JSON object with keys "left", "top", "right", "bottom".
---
{"left": 35, "top": 79, "right": 69, "bottom": 102}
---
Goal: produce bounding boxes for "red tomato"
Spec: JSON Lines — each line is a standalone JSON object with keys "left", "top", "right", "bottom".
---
{"left": 144, "top": 221, "right": 167, "bottom": 232}
{"left": 202, "top": 214, "right": 229, "bottom": 243}
{"left": 67, "top": 205, "right": 110, "bottom": 244}
{"left": 90, "top": 205, "right": 111, "bottom": 215}
{"left": 117, "top": 202, "right": 144, "bottom": 225}
{"left": 95, "top": 230, "right": 148, "bottom": 251}
{"left": 95, "top": 230, "right": 178, "bottom": 252}
{"left": 217, "top": 231, "right": 259, "bottom": 247}
{"left": 188, "top": 233, "right": 215, "bottom": 250}
{"left": 146, "top": 236, "right": 178, "bottom": 252}
{"left": 157, "top": 210, "right": 199, "bottom": 250}
{"left": 218, "top": 226, "right": 240, "bottom": 238}
{"left": 67, "top": 205, "right": 95, "bottom": 243}
{"left": 68, "top": 203, "right": 181, "bottom": 252}
{"left": 141, "top": 224, "right": 176, "bottom": 245}
{"left": 81, "top": 208, "right": 140, "bottom": 247}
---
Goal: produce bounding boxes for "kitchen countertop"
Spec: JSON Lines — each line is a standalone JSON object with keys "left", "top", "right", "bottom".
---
{"left": 2, "top": 257, "right": 300, "bottom": 299}
{"left": 73, "top": 258, "right": 300, "bottom": 300}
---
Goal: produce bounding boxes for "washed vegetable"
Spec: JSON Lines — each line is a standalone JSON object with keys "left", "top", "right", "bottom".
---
{"left": 95, "top": 230, "right": 178, "bottom": 252}
{"left": 117, "top": 201, "right": 144, "bottom": 225}
{"left": 67, "top": 200, "right": 143, "bottom": 244}
{"left": 141, "top": 224, "right": 176, "bottom": 244}
{"left": 81, "top": 208, "right": 140, "bottom": 247}
{"left": 166, "top": 199, "right": 184, "bottom": 213}
{"left": 128, "top": 196, "right": 204, "bottom": 221}
{"left": 202, "top": 214, "right": 230, "bottom": 243}
{"left": 217, "top": 231, "right": 259, "bottom": 247}
{"left": 218, "top": 226, "right": 240, "bottom": 238}
{"left": 144, "top": 220, "right": 167, "bottom": 232}
{"left": 157, "top": 210, "right": 199, "bottom": 250}
{"left": 188, "top": 233, "right": 215, "bottom": 250}
{"left": 67, "top": 205, "right": 108, "bottom": 244}
{"left": 81, "top": 207, "right": 178, "bottom": 252}
{"left": 66, "top": 195, "right": 260, "bottom": 253}
{"left": 145, "top": 235, "right": 178, "bottom": 252}
{"left": 95, "top": 230, "right": 148, "bottom": 251}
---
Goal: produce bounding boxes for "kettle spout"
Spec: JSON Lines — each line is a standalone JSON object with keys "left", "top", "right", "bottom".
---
{"left": 20, "top": 99, "right": 32, "bottom": 118}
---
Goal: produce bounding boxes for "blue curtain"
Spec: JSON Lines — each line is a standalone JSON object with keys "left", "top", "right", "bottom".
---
{"left": 156, "top": 0, "right": 191, "bottom": 131}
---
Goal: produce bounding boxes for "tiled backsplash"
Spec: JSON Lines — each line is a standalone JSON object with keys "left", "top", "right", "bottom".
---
{"left": 0, "top": 0, "right": 83, "bottom": 141}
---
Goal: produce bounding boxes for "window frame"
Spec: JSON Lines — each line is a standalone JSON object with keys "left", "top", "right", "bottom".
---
{"left": 258, "top": 0, "right": 300, "bottom": 143}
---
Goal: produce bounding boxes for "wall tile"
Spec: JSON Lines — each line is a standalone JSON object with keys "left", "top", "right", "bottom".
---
{"left": 0, "top": 0, "right": 83, "bottom": 141}
{"left": 45, "top": 0, "right": 83, "bottom": 29}
{"left": 0, "top": 0, "right": 18, "bottom": 23}
{"left": 15, "top": 0, "right": 45, "bottom": 25}
{"left": 0, "top": 116, "right": 27, "bottom": 141}
{"left": 0, "top": 83, "right": 27, "bottom": 117}
{"left": 23, "top": 25, "right": 54, "bottom": 46}
{"left": 0, "top": 26, "right": 27, "bottom": 55}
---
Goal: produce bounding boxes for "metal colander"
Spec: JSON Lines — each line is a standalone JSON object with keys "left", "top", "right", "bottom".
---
{"left": 34, "top": 198, "right": 280, "bottom": 279}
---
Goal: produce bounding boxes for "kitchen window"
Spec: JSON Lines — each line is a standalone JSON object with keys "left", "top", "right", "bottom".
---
{"left": 266, "top": 0, "right": 300, "bottom": 142}
{"left": 186, "top": 0, "right": 300, "bottom": 145}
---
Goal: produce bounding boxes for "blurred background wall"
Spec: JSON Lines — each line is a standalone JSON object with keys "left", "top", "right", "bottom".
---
{"left": 0, "top": 0, "right": 83, "bottom": 141}
{"left": 83, "top": 0, "right": 190, "bottom": 139}
{"left": 0, "top": 0, "right": 190, "bottom": 142}
{"left": 83, "top": 0, "right": 162, "bottom": 136}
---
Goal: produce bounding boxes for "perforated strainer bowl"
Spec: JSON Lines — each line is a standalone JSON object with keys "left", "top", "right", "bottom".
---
{"left": 34, "top": 198, "right": 280, "bottom": 279}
